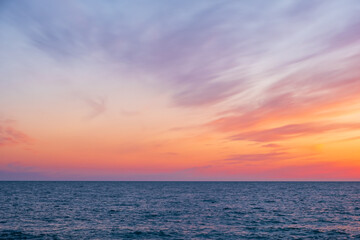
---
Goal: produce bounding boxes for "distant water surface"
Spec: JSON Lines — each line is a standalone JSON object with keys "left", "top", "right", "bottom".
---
{"left": 1, "top": 182, "right": 360, "bottom": 239}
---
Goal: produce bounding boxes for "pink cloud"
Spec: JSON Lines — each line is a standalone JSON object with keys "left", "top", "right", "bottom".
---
{"left": 208, "top": 63, "right": 360, "bottom": 133}
{"left": 224, "top": 152, "right": 288, "bottom": 163}
{"left": 230, "top": 122, "right": 360, "bottom": 142}
{"left": 0, "top": 120, "right": 31, "bottom": 147}
{"left": 262, "top": 143, "right": 282, "bottom": 148}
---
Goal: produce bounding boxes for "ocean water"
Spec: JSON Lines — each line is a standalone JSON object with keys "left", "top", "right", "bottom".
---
{"left": 0, "top": 182, "right": 360, "bottom": 239}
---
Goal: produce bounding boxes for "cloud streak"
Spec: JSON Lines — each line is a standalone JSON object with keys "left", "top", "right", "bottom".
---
{"left": 224, "top": 152, "right": 288, "bottom": 163}
{"left": 230, "top": 122, "right": 360, "bottom": 142}
{"left": 0, "top": 120, "right": 31, "bottom": 147}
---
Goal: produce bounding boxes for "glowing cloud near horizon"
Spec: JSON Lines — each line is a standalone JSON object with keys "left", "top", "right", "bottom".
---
{"left": 1, "top": 0, "right": 360, "bottom": 180}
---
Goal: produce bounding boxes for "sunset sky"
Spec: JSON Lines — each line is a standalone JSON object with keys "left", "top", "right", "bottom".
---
{"left": 1, "top": 0, "right": 360, "bottom": 180}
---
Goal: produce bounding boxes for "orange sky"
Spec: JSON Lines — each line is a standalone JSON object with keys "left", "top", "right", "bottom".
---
{"left": 1, "top": 0, "right": 360, "bottom": 180}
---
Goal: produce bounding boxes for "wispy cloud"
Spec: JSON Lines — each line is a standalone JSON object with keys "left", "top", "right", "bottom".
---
{"left": 83, "top": 96, "right": 106, "bottom": 119}
{"left": 208, "top": 62, "right": 360, "bottom": 133}
{"left": 230, "top": 122, "right": 360, "bottom": 142}
{"left": 224, "top": 152, "right": 288, "bottom": 163}
{"left": 0, "top": 119, "right": 31, "bottom": 147}
{"left": 262, "top": 143, "right": 282, "bottom": 148}
{"left": 8, "top": 0, "right": 359, "bottom": 109}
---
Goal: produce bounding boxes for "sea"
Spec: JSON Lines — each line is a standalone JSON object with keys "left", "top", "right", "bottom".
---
{"left": 0, "top": 182, "right": 360, "bottom": 239}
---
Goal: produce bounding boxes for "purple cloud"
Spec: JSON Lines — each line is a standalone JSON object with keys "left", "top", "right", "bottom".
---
{"left": 9, "top": 0, "right": 355, "bottom": 108}
{"left": 0, "top": 170, "right": 48, "bottom": 181}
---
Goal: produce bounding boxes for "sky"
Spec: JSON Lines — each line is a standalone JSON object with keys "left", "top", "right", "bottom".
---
{"left": 1, "top": 0, "right": 360, "bottom": 180}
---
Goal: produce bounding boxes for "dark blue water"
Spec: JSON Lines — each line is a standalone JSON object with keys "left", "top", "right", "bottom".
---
{"left": 1, "top": 182, "right": 360, "bottom": 239}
